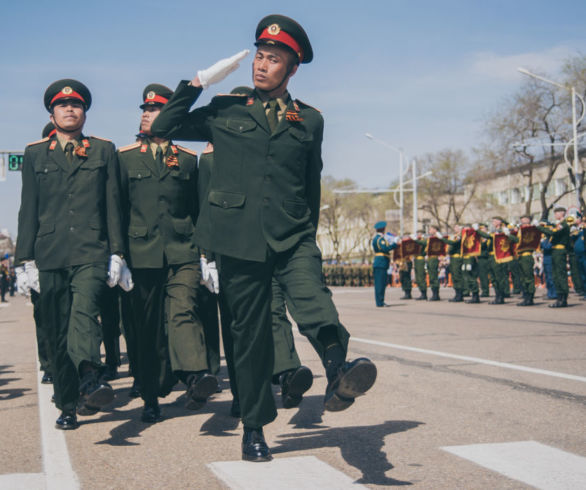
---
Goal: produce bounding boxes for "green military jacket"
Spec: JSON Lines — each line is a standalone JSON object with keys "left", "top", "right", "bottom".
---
{"left": 537, "top": 222, "right": 570, "bottom": 249}
{"left": 151, "top": 82, "right": 323, "bottom": 262}
{"left": 118, "top": 140, "right": 198, "bottom": 269}
{"left": 441, "top": 235, "right": 461, "bottom": 256}
{"left": 16, "top": 135, "right": 124, "bottom": 271}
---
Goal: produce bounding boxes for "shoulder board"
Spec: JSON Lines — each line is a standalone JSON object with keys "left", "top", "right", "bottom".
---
{"left": 295, "top": 99, "right": 321, "bottom": 112}
{"left": 27, "top": 137, "right": 50, "bottom": 147}
{"left": 89, "top": 135, "right": 112, "bottom": 142}
{"left": 118, "top": 142, "right": 141, "bottom": 153}
{"left": 177, "top": 145, "right": 197, "bottom": 156}
{"left": 215, "top": 93, "right": 248, "bottom": 97}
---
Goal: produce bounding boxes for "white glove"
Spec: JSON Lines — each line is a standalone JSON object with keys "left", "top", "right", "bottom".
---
{"left": 503, "top": 227, "right": 510, "bottom": 236}
{"left": 435, "top": 231, "right": 443, "bottom": 239}
{"left": 532, "top": 219, "right": 539, "bottom": 226}
{"left": 472, "top": 223, "right": 479, "bottom": 231}
{"left": 118, "top": 262, "right": 134, "bottom": 292}
{"left": 410, "top": 234, "right": 416, "bottom": 240}
{"left": 15, "top": 266, "right": 28, "bottom": 295}
{"left": 107, "top": 254, "right": 124, "bottom": 288}
{"left": 200, "top": 257, "right": 219, "bottom": 294}
{"left": 394, "top": 236, "right": 401, "bottom": 244}
{"left": 197, "top": 49, "right": 250, "bottom": 89}
{"left": 24, "top": 261, "right": 40, "bottom": 293}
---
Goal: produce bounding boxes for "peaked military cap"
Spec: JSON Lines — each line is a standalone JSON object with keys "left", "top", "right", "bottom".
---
{"left": 374, "top": 220, "right": 387, "bottom": 230}
{"left": 42, "top": 122, "right": 56, "bottom": 138}
{"left": 553, "top": 206, "right": 566, "bottom": 213}
{"left": 255, "top": 14, "right": 313, "bottom": 64}
{"left": 140, "top": 83, "right": 173, "bottom": 109}
{"left": 44, "top": 79, "right": 91, "bottom": 111}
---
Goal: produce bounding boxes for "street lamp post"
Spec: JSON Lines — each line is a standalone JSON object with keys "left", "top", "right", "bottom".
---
{"left": 518, "top": 67, "right": 585, "bottom": 207}
{"left": 365, "top": 133, "right": 405, "bottom": 235}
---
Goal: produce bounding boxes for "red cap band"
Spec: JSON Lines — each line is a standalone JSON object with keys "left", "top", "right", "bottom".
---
{"left": 50, "top": 90, "right": 86, "bottom": 107}
{"left": 144, "top": 94, "right": 169, "bottom": 105}
{"left": 258, "top": 27, "right": 303, "bottom": 62}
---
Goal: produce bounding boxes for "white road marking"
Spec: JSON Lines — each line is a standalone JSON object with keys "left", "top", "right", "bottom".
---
{"left": 208, "top": 455, "right": 366, "bottom": 489}
{"left": 36, "top": 363, "right": 80, "bottom": 490}
{"left": 350, "top": 336, "right": 586, "bottom": 383}
{"left": 442, "top": 441, "right": 586, "bottom": 489}
{"left": 0, "top": 473, "right": 44, "bottom": 489}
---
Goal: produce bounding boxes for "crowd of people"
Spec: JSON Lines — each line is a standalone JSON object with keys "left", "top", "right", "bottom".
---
{"left": 13, "top": 15, "right": 378, "bottom": 462}
{"left": 371, "top": 211, "right": 586, "bottom": 308}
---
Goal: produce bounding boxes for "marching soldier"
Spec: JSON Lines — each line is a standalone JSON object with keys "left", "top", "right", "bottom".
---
{"left": 118, "top": 84, "right": 217, "bottom": 423}
{"left": 537, "top": 207, "right": 571, "bottom": 307}
{"left": 461, "top": 225, "right": 480, "bottom": 304}
{"left": 412, "top": 230, "right": 428, "bottom": 300}
{"left": 399, "top": 257, "right": 413, "bottom": 299}
{"left": 477, "top": 223, "right": 491, "bottom": 297}
{"left": 509, "top": 215, "right": 537, "bottom": 306}
{"left": 151, "top": 15, "right": 377, "bottom": 461}
{"left": 476, "top": 217, "right": 510, "bottom": 305}
{"left": 441, "top": 225, "right": 464, "bottom": 302}
{"left": 426, "top": 225, "right": 442, "bottom": 301}
{"left": 372, "top": 220, "right": 396, "bottom": 307}
{"left": 16, "top": 79, "right": 128, "bottom": 429}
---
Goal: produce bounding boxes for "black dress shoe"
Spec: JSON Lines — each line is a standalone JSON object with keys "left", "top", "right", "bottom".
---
{"left": 280, "top": 366, "right": 313, "bottom": 409}
{"left": 41, "top": 372, "right": 53, "bottom": 384}
{"left": 141, "top": 402, "right": 163, "bottom": 423}
{"left": 100, "top": 365, "right": 118, "bottom": 382}
{"left": 51, "top": 394, "right": 55, "bottom": 404}
{"left": 128, "top": 379, "right": 141, "bottom": 398}
{"left": 78, "top": 372, "right": 114, "bottom": 415}
{"left": 55, "top": 412, "right": 79, "bottom": 430}
{"left": 185, "top": 372, "right": 218, "bottom": 410}
{"left": 242, "top": 427, "right": 272, "bottom": 462}
{"left": 324, "top": 358, "right": 377, "bottom": 412}
{"left": 230, "top": 398, "right": 241, "bottom": 418}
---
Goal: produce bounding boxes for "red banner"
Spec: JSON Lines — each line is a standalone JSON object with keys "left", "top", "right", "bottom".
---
{"left": 516, "top": 225, "right": 541, "bottom": 253}
{"left": 426, "top": 237, "right": 446, "bottom": 257}
{"left": 493, "top": 233, "right": 514, "bottom": 263}
{"left": 393, "top": 246, "right": 402, "bottom": 262}
{"left": 400, "top": 238, "right": 422, "bottom": 258}
{"left": 461, "top": 228, "right": 481, "bottom": 257}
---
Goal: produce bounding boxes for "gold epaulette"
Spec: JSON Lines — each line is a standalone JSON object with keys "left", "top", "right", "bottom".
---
{"left": 118, "top": 142, "right": 141, "bottom": 153}
{"left": 27, "top": 137, "right": 49, "bottom": 147}
{"left": 295, "top": 99, "right": 321, "bottom": 112}
{"left": 177, "top": 145, "right": 197, "bottom": 156}
{"left": 89, "top": 135, "right": 112, "bottom": 142}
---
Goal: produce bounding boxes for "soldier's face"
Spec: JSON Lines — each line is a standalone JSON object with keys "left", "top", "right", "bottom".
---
{"left": 554, "top": 211, "right": 565, "bottom": 221}
{"left": 520, "top": 217, "right": 531, "bottom": 225}
{"left": 253, "top": 45, "right": 298, "bottom": 93}
{"left": 50, "top": 101, "right": 85, "bottom": 132}
{"left": 141, "top": 106, "right": 161, "bottom": 134}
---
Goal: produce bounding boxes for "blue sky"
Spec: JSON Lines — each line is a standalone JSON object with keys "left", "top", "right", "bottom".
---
{"left": 1, "top": 0, "right": 586, "bottom": 237}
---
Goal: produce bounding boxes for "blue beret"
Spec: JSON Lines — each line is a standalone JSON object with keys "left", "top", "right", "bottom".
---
{"left": 374, "top": 221, "right": 387, "bottom": 230}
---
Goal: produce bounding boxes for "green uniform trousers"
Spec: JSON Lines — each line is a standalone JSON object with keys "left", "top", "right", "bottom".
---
{"left": 271, "top": 277, "right": 302, "bottom": 376}
{"left": 30, "top": 289, "right": 51, "bottom": 374}
{"left": 219, "top": 237, "right": 349, "bottom": 428}
{"left": 100, "top": 286, "right": 121, "bottom": 369}
{"left": 427, "top": 257, "right": 439, "bottom": 289}
{"left": 128, "top": 263, "right": 207, "bottom": 403}
{"left": 477, "top": 257, "right": 490, "bottom": 295}
{"left": 569, "top": 251, "right": 584, "bottom": 293}
{"left": 39, "top": 264, "right": 107, "bottom": 413}
{"left": 450, "top": 256, "right": 464, "bottom": 290}
{"left": 463, "top": 257, "right": 479, "bottom": 294}
{"left": 400, "top": 262, "right": 412, "bottom": 293}
{"left": 552, "top": 249, "right": 569, "bottom": 295}
{"left": 517, "top": 253, "right": 536, "bottom": 295}
{"left": 509, "top": 259, "right": 522, "bottom": 294}
{"left": 414, "top": 257, "right": 427, "bottom": 292}
{"left": 489, "top": 257, "right": 508, "bottom": 295}
{"left": 199, "top": 285, "right": 221, "bottom": 376}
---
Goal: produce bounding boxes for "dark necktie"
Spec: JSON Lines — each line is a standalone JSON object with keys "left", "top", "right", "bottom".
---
{"left": 267, "top": 99, "right": 279, "bottom": 133}
{"left": 64, "top": 142, "right": 74, "bottom": 163}
{"left": 155, "top": 145, "right": 165, "bottom": 170}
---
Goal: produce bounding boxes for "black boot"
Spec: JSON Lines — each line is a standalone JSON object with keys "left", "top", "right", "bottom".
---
{"left": 242, "top": 427, "right": 272, "bottom": 462}
{"left": 416, "top": 289, "right": 427, "bottom": 300}
{"left": 449, "top": 290, "right": 463, "bottom": 302}
{"left": 549, "top": 293, "right": 567, "bottom": 308}
{"left": 429, "top": 288, "right": 440, "bottom": 301}
{"left": 517, "top": 293, "right": 529, "bottom": 306}
{"left": 526, "top": 293, "right": 535, "bottom": 305}
{"left": 466, "top": 292, "right": 480, "bottom": 303}
{"left": 490, "top": 293, "right": 504, "bottom": 305}
{"left": 400, "top": 291, "right": 412, "bottom": 300}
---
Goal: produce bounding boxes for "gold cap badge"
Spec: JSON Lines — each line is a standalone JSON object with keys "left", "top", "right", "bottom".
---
{"left": 268, "top": 23, "right": 280, "bottom": 35}
{"left": 62, "top": 86, "right": 73, "bottom": 95}
{"left": 146, "top": 91, "right": 156, "bottom": 100}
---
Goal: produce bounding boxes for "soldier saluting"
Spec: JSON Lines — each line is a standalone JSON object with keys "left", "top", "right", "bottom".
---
{"left": 16, "top": 79, "right": 130, "bottom": 429}
{"left": 151, "top": 14, "right": 377, "bottom": 462}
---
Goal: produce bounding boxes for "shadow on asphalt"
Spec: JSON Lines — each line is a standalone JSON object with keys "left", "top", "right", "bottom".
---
{"left": 0, "top": 364, "right": 31, "bottom": 401}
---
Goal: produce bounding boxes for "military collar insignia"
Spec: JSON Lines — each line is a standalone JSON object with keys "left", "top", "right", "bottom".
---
{"left": 166, "top": 154, "right": 179, "bottom": 169}
{"left": 74, "top": 139, "right": 90, "bottom": 158}
{"left": 140, "top": 144, "right": 148, "bottom": 153}
{"left": 170, "top": 145, "right": 179, "bottom": 155}
{"left": 49, "top": 140, "right": 57, "bottom": 150}
{"left": 246, "top": 97, "right": 254, "bottom": 106}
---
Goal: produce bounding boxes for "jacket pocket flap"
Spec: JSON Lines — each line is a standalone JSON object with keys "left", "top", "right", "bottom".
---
{"left": 81, "top": 159, "right": 106, "bottom": 170}
{"left": 209, "top": 190, "right": 246, "bottom": 209}
{"left": 37, "top": 222, "right": 55, "bottom": 236}
{"left": 35, "top": 162, "right": 59, "bottom": 174}
{"left": 283, "top": 199, "right": 308, "bottom": 219}
{"left": 172, "top": 217, "right": 193, "bottom": 235}
{"left": 289, "top": 127, "right": 313, "bottom": 142}
{"left": 226, "top": 119, "right": 257, "bottom": 133}
{"left": 128, "top": 168, "right": 152, "bottom": 179}
{"left": 128, "top": 225, "right": 148, "bottom": 238}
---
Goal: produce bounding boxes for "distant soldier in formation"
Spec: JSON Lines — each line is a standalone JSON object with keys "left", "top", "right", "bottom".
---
{"left": 371, "top": 220, "right": 396, "bottom": 307}
{"left": 412, "top": 230, "right": 428, "bottom": 300}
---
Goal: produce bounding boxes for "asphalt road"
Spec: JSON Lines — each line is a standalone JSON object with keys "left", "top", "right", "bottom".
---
{"left": 0, "top": 285, "right": 585, "bottom": 489}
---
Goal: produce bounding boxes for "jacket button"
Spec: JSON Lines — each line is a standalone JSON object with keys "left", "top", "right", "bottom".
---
{"left": 44, "top": 168, "right": 49, "bottom": 173}
{"left": 69, "top": 226, "right": 75, "bottom": 232}
{"left": 222, "top": 201, "right": 228, "bottom": 208}
{"left": 137, "top": 174, "right": 142, "bottom": 179}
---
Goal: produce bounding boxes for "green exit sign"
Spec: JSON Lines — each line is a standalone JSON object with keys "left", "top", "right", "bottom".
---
{"left": 8, "top": 154, "right": 24, "bottom": 171}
